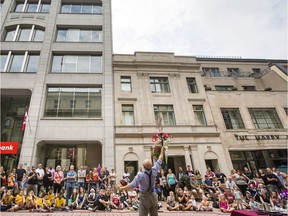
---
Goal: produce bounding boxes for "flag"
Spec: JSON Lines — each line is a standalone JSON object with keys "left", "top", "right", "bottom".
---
{"left": 22, "top": 106, "right": 28, "bottom": 132}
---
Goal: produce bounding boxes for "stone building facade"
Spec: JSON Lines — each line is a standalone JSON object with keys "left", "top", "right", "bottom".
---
{"left": 113, "top": 52, "right": 287, "bottom": 178}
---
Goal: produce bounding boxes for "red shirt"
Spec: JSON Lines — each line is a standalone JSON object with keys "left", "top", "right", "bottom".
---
{"left": 112, "top": 197, "right": 120, "bottom": 206}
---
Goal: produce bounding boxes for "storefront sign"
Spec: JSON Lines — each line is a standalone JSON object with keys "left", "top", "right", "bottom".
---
{"left": 234, "top": 134, "right": 284, "bottom": 141}
{"left": 0, "top": 142, "right": 19, "bottom": 154}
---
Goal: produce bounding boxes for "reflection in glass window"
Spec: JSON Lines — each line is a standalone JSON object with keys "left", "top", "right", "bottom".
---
{"left": 122, "top": 105, "right": 135, "bottom": 125}
{"left": 121, "top": 76, "right": 132, "bottom": 92}
{"left": 51, "top": 55, "right": 102, "bottom": 73}
{"left": 154, "top": 105, "right": 176, "bottom": 125}
{"left": 14, "top": 1, "right": 50, "bottom": 13}
{"left": 193, "top": 105, "right": 207, "bottom": 125}
{"left": 5, "top": 25, "right": 45, "bottom": 42}
{"left": 61, "top": 4, "right": 102, "bottom": 14}
{"left": 249, "top": 108, "right": 283, "bottom": 129}
{"left": 186, "top": 78, "right": 198, "bottom": 93}
{"left": 1, "top": 52, "right": 39, "bottom": 73}
{"left": 44, "top": 87, "right": 102, "bottom": 118}
{"left": 221, "top": 108, "right": 245, "bottom": 129}
{"left": 56, "top": 28, "right": 102, "bottom": 42}
{"left": 150, "top": 77, "right": 170, "bottom": 93}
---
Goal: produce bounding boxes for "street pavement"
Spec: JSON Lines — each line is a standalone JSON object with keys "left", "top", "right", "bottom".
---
{"left": 0, "top": 201, "right": 232, "bottom": 216}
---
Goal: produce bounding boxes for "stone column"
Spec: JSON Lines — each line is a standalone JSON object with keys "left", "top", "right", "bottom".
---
{"left": 190, "top": 144, "right": 201, "bottom": 171}
{"left": 183, "top": 146, "right": 192, "bottom": 167}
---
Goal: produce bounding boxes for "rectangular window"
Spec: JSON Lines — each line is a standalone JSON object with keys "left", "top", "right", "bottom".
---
{"left": 154, "top": 105, "right": 176, "bottom": 125}
{"left": 193, "top": 105, "right": 207, "bottom": 125}
{"left": 249, "top": 108, "right": 283, "bottom": 129}
{"left": 150, "top": 77, "right": 170, "bottom": 93}
{"left": 121, "top": 76, "right": 132, "bottom": 92}
{"left": 186, "top": 78, "right": 198, "bottom": 93}
{"left": 5, "top": 25, "right": 45, "bottom": 42}
{"left": 44, "top": 87, "right": 102, "bottom": 118}
{"left": 242, "top": 86, "right": 256, "bottom": 91}
{"left": 51, "top": 55, "right": 102, "bottom": 73}
{"left": 56, "top": 28, "right": 102, "bottom": 42}
{"left": 221, "top": 108, "right": 245, "bottom": 129}
{"left": 1, "top": 52, "right": 39, "bottom": 73}
{"left": 122, "top": 105, "right": 135, "bottom": 125}
{"left": 215, "top": 85, "right": 234, "bottom": 91}
{"left": 15, "top": 1, "right": 50, "bottom": 13}
{"left": 202, "top": 68, "right": 220, "bottom": 77}
{"left": 227, "top": 68, "right": 241, "bottom": 77}
{"left": 61, "top": 3, "right": 102, "bottom": 14}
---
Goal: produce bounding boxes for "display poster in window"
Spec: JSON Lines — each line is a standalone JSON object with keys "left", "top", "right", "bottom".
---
{"left": 46, "top": 159, "right": 55, "bottom": 168}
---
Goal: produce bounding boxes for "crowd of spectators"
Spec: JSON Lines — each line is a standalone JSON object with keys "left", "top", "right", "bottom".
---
{"left": 0, "top": 162, "right": 287, "bottom": 213}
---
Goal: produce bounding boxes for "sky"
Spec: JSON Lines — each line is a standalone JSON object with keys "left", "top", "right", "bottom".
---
{"left": 112, "top": 0, "right": 287, "bottom": 59}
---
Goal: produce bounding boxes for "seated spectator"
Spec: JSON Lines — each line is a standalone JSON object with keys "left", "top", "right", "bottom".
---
{"left": 190, "top": 175, "right": 204, "bottom": 200}
{"left": 223, "top": 187, "right": 237, "bottom": 208}
{"left": 76, "top": 187, "right": 87, "bottom": 209}
{"left": 219, "top": 194, "right": 235, "bottom": 213}
{"left": 93, "top": 188, "right": 111, "bottom": 212}
{"left": 270, "top": 191, "right": 284, "bottom": 210}
{"left": 166, "top": 191, "right": 181, "bottom": 211}
{"left": 11, "top": 189, "right": 25, "bottom": 211}
{"left": 226, "top": 176, "right": 237, "bottom": 191}
{"left": 87, "top": 188, "right": 96, "bottom": 210}
{"left": 215, "top": 168, "right": 227, "bottom": 184}
{"left": 249, "top": 196, "right": 261, "bottom": 210}
{"left": 111, "top": 193, "right": 123, "bottom": 210}
{"left": 0, "top": 189, "right": 13, "bottom": 211}
{"left": 243, "top": 191, "right": 252, "bottom": 209}
{"left": 54, "top": 193, "right": 66, "bottom": 211}
{"left": 194, "top": 169, "right": 203, "bottom": 186}
{"left": 176, "top": 189, "right": 186, "bottom": 210}
{"left": 25, "top": 190, "right": 36, "bottom": 211}
{"left": 119, "top": 191, "right": 129, "bottom": 209}
{"left": 184, "top": 194, "right": 199, "bottom": 211}
{"left": 68, "top": 188, "right": 78, "bottom": 210}
{"left": 199, "top": 196, "right": 212, "bottom": 211}
{"left": 43, "top": 193, "right": 53, "bottom": 212}
{"left": 206, "top": 167, "right": 216, "bottom": 179}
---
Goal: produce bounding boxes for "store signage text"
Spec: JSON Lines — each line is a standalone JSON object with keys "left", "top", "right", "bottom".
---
{"left": 0, "top": 142, "right": 19, "bottom": 154}
{"left": 234, "top": 134, "right": 280, "bottom": 141}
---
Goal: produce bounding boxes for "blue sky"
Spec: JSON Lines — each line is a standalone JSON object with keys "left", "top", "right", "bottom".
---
{"left": 112, "top": 0, "right": 287, "bottom": 59}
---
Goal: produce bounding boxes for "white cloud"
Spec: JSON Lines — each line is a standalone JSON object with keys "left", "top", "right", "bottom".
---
{"left": 112, "top": 0, "right": 287, "bottom": 59}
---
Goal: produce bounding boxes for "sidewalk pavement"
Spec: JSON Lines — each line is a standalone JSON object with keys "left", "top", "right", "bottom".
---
{"left": 0, "top": 201, "right": 231, "bottom": 216}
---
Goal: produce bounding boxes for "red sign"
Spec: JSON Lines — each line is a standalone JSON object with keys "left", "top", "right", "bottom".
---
{"left": 0, "top": 142, "right": 19, "bottom": 154}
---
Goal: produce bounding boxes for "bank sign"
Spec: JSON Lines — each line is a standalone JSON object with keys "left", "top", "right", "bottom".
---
{"left": 0, "top": 142, "right": 19, "bottom": 154}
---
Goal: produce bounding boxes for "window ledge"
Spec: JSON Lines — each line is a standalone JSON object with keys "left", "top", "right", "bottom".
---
{"left": 41, "top": 117, "right": 103, "bottom": 120}
{"left": 151, "top": 93, "right": 172, "bottom": 97}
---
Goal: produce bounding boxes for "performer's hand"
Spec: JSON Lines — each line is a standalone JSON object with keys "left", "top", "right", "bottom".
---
{"left": 116, "top": 184, "right": 122, "bottom": 191}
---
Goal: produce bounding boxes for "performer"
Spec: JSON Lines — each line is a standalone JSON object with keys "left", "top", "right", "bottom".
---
{"left": 117, "top": 146, "right": 165, "bottom": 216}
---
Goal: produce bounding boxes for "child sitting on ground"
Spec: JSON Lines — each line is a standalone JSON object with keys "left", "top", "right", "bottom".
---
{"left": 199, "top": 196, "right": 213, "bottom": 211}
{"left": 54, "top": 193, "right": 67, "bottom": 211}
{"left": 219, "top": 194, "right": 235, "bottom": 213}
{"left": 185, "top": 194, "right": 199, "bottom": 211}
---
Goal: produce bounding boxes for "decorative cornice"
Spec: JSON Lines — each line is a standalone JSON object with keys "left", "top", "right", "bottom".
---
{"left": 137, "top": 72, "right": 149, "bottom": 78}
{"left": 117, "top": 98, "right": 137, "bottom": 101}
{"left": 169, "top": 73, "right": 180, "bottom": 78}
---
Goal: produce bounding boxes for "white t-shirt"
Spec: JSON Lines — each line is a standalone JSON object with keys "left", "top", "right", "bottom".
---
{"left": 123, "top": 172, "right": 130, "bottom": 182}
{"left": 36, "top": 168, "right": 45, "bottom": 178}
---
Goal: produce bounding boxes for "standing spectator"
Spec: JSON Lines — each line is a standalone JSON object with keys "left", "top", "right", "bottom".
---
{"left": 65, "top": 165, "right": 77, "bottom": 205}
{"left": 99, "top": 168, "right": 107, "bottom": 189}
{"left": 97, "top": 164, "right": 101, "bottom": 175}
{"left": 186, "top": 165, "right": 194, "bottom": 179}
{"left": 176, "top": 167, "right": 185, "bottom": 188}
{"left": 123, "top": 168, "right": 130, "bottom": 183}
{"left": 53, "top": 165, "right": 64, "bottom": 195}
{"left": 194, "top": 169, "right": 203, "bottom": 186}
{"left": 215, "top": 168, "right": 227, "bottom": 184}
{"left": 15, "top": 163, "right": 26, "bottom": 188}
{"left": 166, "top": 168, "right": 177, "bottom": 194}
{"left": 266, "top": 167, "right": 280, "bottom": 194}
{"left": 0, "top": 166, "right": 7, "bottom": 187}
{"left": 109, "top": 168, "right": 117, "bottom": 191}
{"left": 206, "top": 167, "right": 216, "bottom": 179}
{"left": 36, "top": 163, "right": 45, "bottom": 193}
{"left": 91, "top": 168, "right": 99, "bottom": 191}
{"left": 77, "top": 165, "right": 86, "bottom": 191}
{"left": 159, "top": 169, "right": 168, "bottom": 199}
{"left": 43, "top": 167, "right": 53, "bottom": 192}
{"left": 259, "top": 169, "right": 268, "bottom": 185}
{"left": 27, "top": 166, "right": 38, "bottom": 195}
{"left": 243, "top": 167, "right": 254, "bottom": 181}
{"left": 63, "top": 166, "right": 68, "bottom": 189}
{"left": 86, "top": 170, "right": 93, "bottom": 192}
{"left": 103, "top": 166, "right": 109, "bottom": 178}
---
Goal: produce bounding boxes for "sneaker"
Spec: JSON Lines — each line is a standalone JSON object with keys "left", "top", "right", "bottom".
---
{"left": 92, "top": 206, "right": 98, "bottom": 212}
{"left": 106, "top": 207, "right": 112, "bottom": 212}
